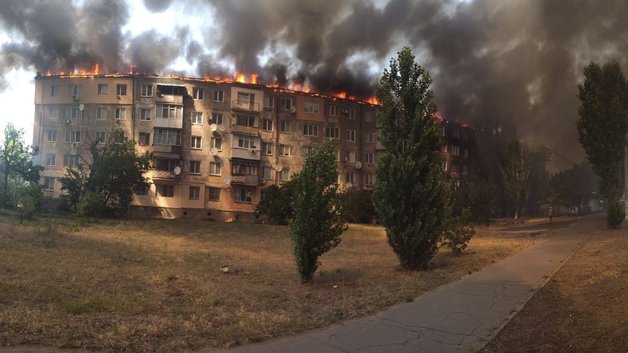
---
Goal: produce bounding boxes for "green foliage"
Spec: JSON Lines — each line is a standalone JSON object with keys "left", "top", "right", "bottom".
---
{"left": 607, "top": 198, "right": 625, "bottom": 228}
{"left": 339, "top": 189, "right": 377, "bottom": 224}
{"left": 290, "top": 141, "right": 346, "bottom": 282}
{"left": 548, "top": 163, "right": 597, "bottom": 211}
{"left": 0, "top": 123, "right": 43, "bottom": 208}
{"left": 442, "top": 209, "right": 475, "bottom": 255}
{"left": 373, "top": 47, "right": 447, "bottom": 270}
{"left": 256, "top": 182, "right": 295, "bottom": 225}
{"left": 577, "top": 61, "right": 627, "bottom": 228}
{"left": 17, "top": 183, "right": 43, "bottom": 220}
{"left": 61, "top": 128, "right": 151, "bottom": 218}
{"left": 504, "top": 140, "right": 532, "bottom": 220}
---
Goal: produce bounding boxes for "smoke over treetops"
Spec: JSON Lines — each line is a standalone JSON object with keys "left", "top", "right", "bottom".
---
{"left": 1, "top": 0, "right": 626, "bottom": 170}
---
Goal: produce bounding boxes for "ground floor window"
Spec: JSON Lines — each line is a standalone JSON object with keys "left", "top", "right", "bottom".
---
{"left": 234, "top": 187, "right": 253, "bottom": 203}
{"left": 157, "top": 184, "right": 174, "bottom": 197}
{"left": 43, "top": 177, "right": 55, "bottom": 190}
{"left": 207, "top": 187, "right": 221, "bottom": 201}
{"left": 189, "top": 186, "right": 200, "bottom": 200}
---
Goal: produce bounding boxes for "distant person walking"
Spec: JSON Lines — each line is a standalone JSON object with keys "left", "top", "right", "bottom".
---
{"left": 548, "top": 206, "right": 554, "bottom": 223}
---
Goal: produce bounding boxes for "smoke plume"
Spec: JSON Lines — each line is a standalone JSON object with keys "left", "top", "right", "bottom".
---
{"left": 1, "top": 0, "right": 626, "bottom": 169}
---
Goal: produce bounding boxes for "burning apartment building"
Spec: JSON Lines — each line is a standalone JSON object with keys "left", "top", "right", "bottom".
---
{"left": 32, "top": 71, "right": 472, "bottom": 220}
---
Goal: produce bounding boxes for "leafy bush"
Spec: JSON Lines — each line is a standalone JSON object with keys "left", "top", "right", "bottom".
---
{"left": 255, "top": 182, "right": 294, "bottom": 225}
{"left": 442, "top": 208, "right": 475, "bottom": 255}
{"left": 340, "top": 189, "right": 377, "bottom": 224}
{"left": 17, "top": 184, "right": 42, "bottom": 220}
{"left": 607, "top": 198, "right": 625, "bottom": 229}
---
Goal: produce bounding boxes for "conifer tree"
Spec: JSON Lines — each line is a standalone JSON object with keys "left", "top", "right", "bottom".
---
{"left": 373, "top": 47, "right": 447, "bottom": 270}
{"left": 290, "top": 141, "right": 346, "bottom": 282}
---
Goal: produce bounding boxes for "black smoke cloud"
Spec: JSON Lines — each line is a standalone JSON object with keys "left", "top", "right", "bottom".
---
{"left": 1, "top": 0, "right": 627, "bottom": 169}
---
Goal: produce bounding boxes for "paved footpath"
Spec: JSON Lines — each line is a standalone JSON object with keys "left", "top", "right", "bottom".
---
{"left": 2, "top": 216, "right": 599, "bottom": 353}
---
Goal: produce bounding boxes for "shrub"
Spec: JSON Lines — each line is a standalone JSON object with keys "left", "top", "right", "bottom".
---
{"left": 442, "top": 208, "right": 475, "bottom": 255}
{"left": 607, "top": 197, "right": 625, "bottom": 229}
{"left": 340, "top": 189, "right": 377, "bottom": 224}
{"left": 255, "top": 182, "right": 294, "bottom": 225}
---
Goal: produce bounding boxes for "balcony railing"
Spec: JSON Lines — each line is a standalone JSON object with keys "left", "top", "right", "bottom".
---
{"left": 230, "top": 175, "right": 260, "bottom": 186}
{"left": 155, "top": 94, "right": 183, "bottom": 105}
{"left": 231, "top": 147, "right": 261, "bottom": 161}
{"left": 150, "top": 170, "right": 177, "bottom": 179}
{"left": 231, "top": 100, "right": 261, "bottom": 112}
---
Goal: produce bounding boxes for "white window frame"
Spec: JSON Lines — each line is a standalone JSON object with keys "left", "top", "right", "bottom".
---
{"left": 138, "top": 132, "right": 150, "bottom": 146}
{"left": 212, "top": 90, "right": 224, "bottom": 102}
{"left": 116, "top": 84, "right": 127, "bottom": 96}
{"left": 346, "top": 129, "right": 356, "bottom": 142}
{"left": 47, "top": 130, "right": 57, "bottom": 142}
{"left": 189, "top": 160, "right": 201, "bottom": 175}
{"left": 212, "top": 137, "right": 222, "bottom": 151}
{"left": 279, "top": 97, "right": 294, "bottom": 111}
{"left": 43, "top": 177, "right": 55, "bottom": 190}
{"left": 325, "top": 127, "right": 339, "bottom": 139}
{"left": 262, "top": 118, "right": 272, "bottom": 131}
{"left": 211, "top": 112, "right": 224, "bottom": 125}
{"left": 304, "top": 102, "right": 319, "bottom": 113}
{"left": 140, "top": 108, "right": 151, "bottom": 121}
{"left": 209, "top": 162, "right": 222, "bottom": 176}
{"left": 189, "top": 186, "right": 201, "bottom": 200}
{"left": 97, "top": 84, "right": 108, "bottom": 96}
{"left": 46, "top": 153, "right": 56, "bottom": 166}
{"left": 191, "top": 112, "right": 203, "bottom": 125}
{"left": 95, "top": 131, "right": 107, "bottom": 144}
{"left": 114, "top": 107, "right": 127, "bottom": 120}
{"left": 261, "top": 142, "right": 273, "bottom": 155}
{"left": 96, "top": 107, "right": 108, "bottom": 120}
{"left": 65, "top": 130, "right": 81, "bottom": 143}
{"left": 207, "top": 187, "right": 220, "bottom": 201}
{"left": 279, "top": 144, "right": 291, "bottom": 157}
{"left": 303, "top": 123, "right": 318, "bottom": 137}
{"left": 191, "top": 136, "right": 202, "bottom": 149}
{"left": 141, "top": 84, "right": 153, "bottom": 97}
{"left": 157, "top": 184, "right": 174, "bottom": 198}
{"left": 192, "top": 87, "right": 204, "bottom": 100}
{"left": 279, "top": 120, "right": 291, "bottom": 133}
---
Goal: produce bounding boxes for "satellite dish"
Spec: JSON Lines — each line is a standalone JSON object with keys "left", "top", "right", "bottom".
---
{"left": 210, "top": 147, "right": 218, "bottom": 155}
{"left": 78, "top": 103, "right": 84, "bottom": 111}
{"left": 218, "top": 124, "right": 226, "bottom": 132}
{"left": 289, "top": 106, "right": 297, "bottom": 114}
{"left": 173, "top": 166, "right": 181, "bottom": 175}
{"left": 224, "top": 177, "right": 231, "bottom": 185}
{"left": 210, "top": 124, "right": 218, "bottom": 132}
{"left": 355, "top": 161, "right": 362, "bottom": 169}
{"left": 275, "top": 163, "right": 283, "bottom": 172}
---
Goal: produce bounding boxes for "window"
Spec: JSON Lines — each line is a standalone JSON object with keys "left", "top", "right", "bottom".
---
{"left": 191, "top": 112, "right": 203, "bottom": 125}
{"left": 366, "top": 132, "right": 374, "bottom": 143}
{"left": 234, "top": 135, "right": 254, "bottom": 149}
{"left": 264, "top": 94, "right": 274, "bottom": 109}
{"left": 114, "top": 107, "right": 127, "bottom": 120}
{"left": 153, "top": 128, "right": 181, "bottom": 145}
{"left": 97, "top": 84, "right": 108, "bottom": 96}
{"left": 136, "top": 184, "right": 149, "bottom": 196}
{"left": 303, "top": 145, "right": 315, "bottom": 156}
{"left": 365, "top": 174, "right": 375, "bottom": 186}
{"left": 66, "top": 107, "right": 81, "bottom": 120}
{"left": 138, "top": 132, "right": 150, "bottom": 145}
{"left": 235, "top": 114, "right": 255, "bottom": 127}
{"left": 68, "top": 84, "right": 81, "bottom": 97}
{"left": 236, "top": 92, "right": 254, "bottom": 108}
{"left": 279, "top": 120, "right": 291, "bottom": 133}
{"left": 343, "top": 108, "right": 356, "bottom": 120}
{"left": 191, "top": 136, "right": 202, "bottom": 149}
{"left": 209, "top": 162, "right": 222, "bottom": 176}
{"left": 231, "top": 160, "right": 258, "bottom": 176}
{"left": 212, "top": 137, "right": 222, "bottom": 150}
{"left": 213, "top": 90, "right": 224, "bottom": 102}
{"left": 279, "top": 97, "right": 294, "bottom": 111}
{"left": 303, "top": 123, "right": 318, "bottom": 137}
{"left": 154, "top": 158, "right": 178, "bottom": 171}
{"left": 365, "top": 152, "right": 375, "bottom": 164}
{"left": 188, "top": 186, "right": 200, "bottom": 200}
{"left": 279, "top": 144, "right": 291, "bottom": 157}
{"left": 346, "top": 151, "right": 356, "bottom": 162}
{"left": 156, "top": 104, "right": 183, "bottom": 119}
{"left": 116, "top": 84, "right": 127, "bottom": 96}
{"left": 95, "top": 131, "right": 107, "bottom": 144}
{"left": 326, "top": 105, "right": 337, "bottom": 116}
{"left": 207, "top": 187, "right": 220, "bottom": 201}
{"left": 49, "top": 107, "right": 62, "bottom": 120}
{"left": 262, "top": 166, "right": 273, "bottom": 180}
{"left": 65, "top": 130, "right": 81, "bottom": 143}
{"left": 47, "top": 130, "right": 57, "bottom": 142}
{"left": 46, "top": 153, "right": 56, "bottom": 166}
{"left": 96, "top": 107, "right": 107, "bottom": 120}
{"left": 193, "top": 87, "right": 204, "bottom": 100}
{"left": 189, "top": 160, "right": 201, "bottom": 174}
{"left": 43, "top": 177, "right": 55, "bottom": 190}
{"left": 141, "top": 84, "right": 153, "bottom": 97}
{"left": 50, "top": 85, "right": 59, "bottom": 97}
{"left": 140, "top": 108, "right": 151, "bottom": 121}
{"left": 234, "top": 187, "right": 253, "bottom": 203}
{"left": 346, "top": 172, "right": 354, "bottom": 183}
{"left": 304, "top": 102, "right": 319, "bottom": 113}
{"left": 450, "top": 145, "right": 460, "bottom": 156}
{"left": 346, "top": 129, "right": 356, "bottom": 142}
{"left": 325, "top": 127, "right": 339, "bottom": 139}
{"left": 365, "top": 110, "right": 375, "bottom": 123}
{"left": 63, "top": 154, "right": 80, "bottom": 167}
{"left": 211, "top": 112, "right": 224, "bottom": 125}
{"left": 157, "top": 184, "right": 174, "bottom": 198}
{"left": 279, "top": 168, "right": 290, "bottom": 181}
{"left": 262, "top": 118, "right": 272, "bottom": 131}
{"left": 261, "top": 142, "right": 273, "bottom": 155}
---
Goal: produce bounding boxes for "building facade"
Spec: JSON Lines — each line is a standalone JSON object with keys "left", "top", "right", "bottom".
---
{"left": 33, "top": 73, "right": 472, "bottom": 220}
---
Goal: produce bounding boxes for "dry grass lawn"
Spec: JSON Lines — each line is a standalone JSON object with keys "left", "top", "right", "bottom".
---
{"left": 0, "top": 213, "right": 544, "bottom": 352}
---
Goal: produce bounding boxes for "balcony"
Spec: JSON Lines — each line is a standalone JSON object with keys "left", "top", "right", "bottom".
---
{"left": 150, "top": 170, "right": 177, "bottom": 179}
{"left": 153, "top": 117, "right": 183, "bottom": 129}
{"left": 232, "top": 100, "right": 261, "bottom": 112}
{"left": 231, "top": 147, "right": 261, "bottom": 161}
{"left": 230, "top": 175, "right": 259, "bottom": 186}
{"left": 155, "top": 94, "right": 183, "bottom": 105}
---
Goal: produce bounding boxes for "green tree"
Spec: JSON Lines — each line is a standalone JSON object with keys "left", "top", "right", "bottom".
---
{"left": 61, "top": 128, "right": 151, "bottom": 217}
{"left": 373, "top": 47, "right": 448, "bottom": 270}
{"left": 0, "top": 123, "right": 42, "bottom": 208}
{"left": 255, "top": 181, "right": 295, "bottom": 225}
{"left": 577, "top": 61, "right": 627, "bottom": 228}
{"left": 290, "top": 141, "right": 346, "bottom": 282}
{"left": 504, "top": 140, "right": 532, "bottom": 220}
{"left": 339, "top": 189, "right": 377, "bottom": 224}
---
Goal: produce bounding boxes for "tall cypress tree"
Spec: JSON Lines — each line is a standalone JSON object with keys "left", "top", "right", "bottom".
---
{"left": 577, "top": 61, "right": 627, "bottom": 228}
{"left": 373, "top": 47, "right": 447, "bottom": 270}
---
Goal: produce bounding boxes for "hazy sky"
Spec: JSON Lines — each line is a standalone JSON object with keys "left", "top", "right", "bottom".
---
{"left": 0, "top": 0, "right": 626, "bottom": 171}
